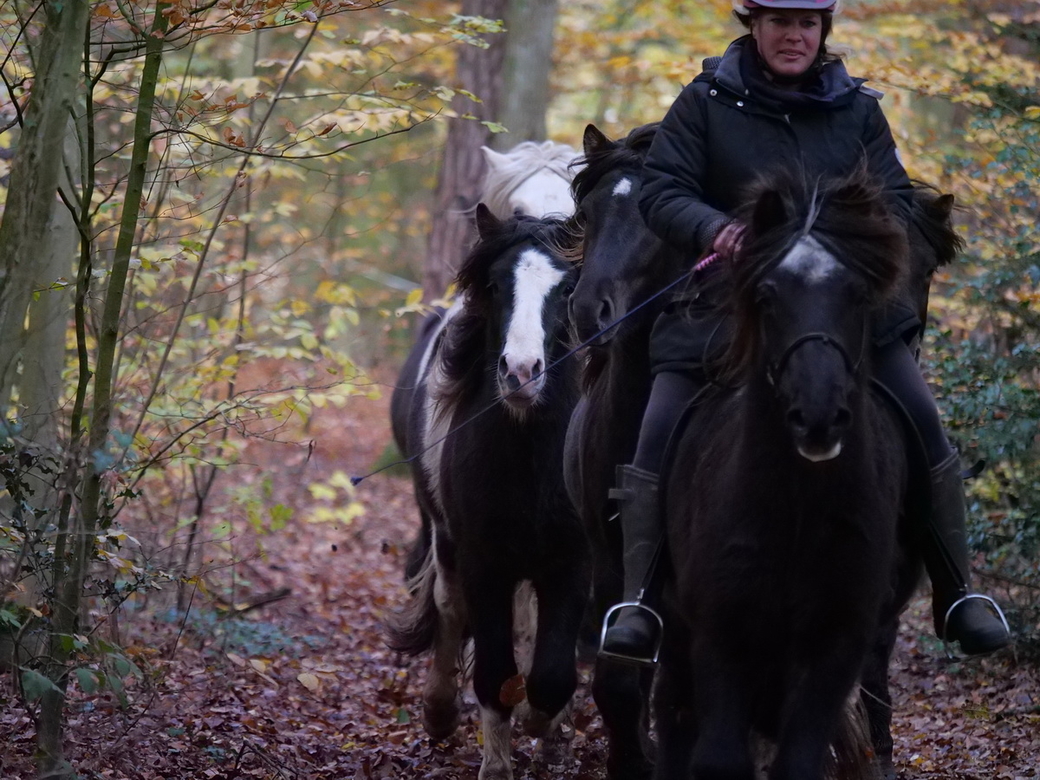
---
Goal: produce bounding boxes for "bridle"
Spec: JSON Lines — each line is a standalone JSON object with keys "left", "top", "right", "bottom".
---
{"left": 766, "top": 329, "right": 866, "bottom": 389}
{"left": 761, "top": 182, "right": 868, "bottom": 390}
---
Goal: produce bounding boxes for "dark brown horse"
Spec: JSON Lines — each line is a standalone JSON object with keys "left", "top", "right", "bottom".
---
{"left": 564, "top": 123, "right": 685, "bottom": 780}
{"left": 858, "top": 180, "right": 962, "bottom": 779}
{"left": 657, "top": 167, "right": 911, "bottom": 780}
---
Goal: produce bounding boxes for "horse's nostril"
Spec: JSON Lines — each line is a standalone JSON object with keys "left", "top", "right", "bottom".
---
{"left": 598, "top": 298, "right": 614, "bottom": 327}
{"left": 532, "top": 359, "right": 543, "bottom": 378}
{"left": 834, "top": 408, "right": 852, "bottom": 430}
{"left": 498, "top": 355, "right": 509, "bottom": 378}
{"left": 787, "top": 409, "right": 807, "bottom": 431}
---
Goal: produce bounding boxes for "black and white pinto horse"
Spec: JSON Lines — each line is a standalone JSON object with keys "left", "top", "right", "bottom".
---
{"left": 388, "top": 207, "right": 588, "bottom": 780}
{"left": 564, "top": 122, "right": 683, "bottom": 780}
{"left": 392, "top": 140, "right": 582, "bottom": 583}
{"left": 656, "top": 168, "right": 911, "bottom": 780}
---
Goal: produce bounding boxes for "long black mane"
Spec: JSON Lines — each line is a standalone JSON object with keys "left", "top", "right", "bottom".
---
{"left": 910, "top": 180, "right": 962, "bottom": 268}
{"left": 726, "top": 167, "right": 909, "bottom": 378}
{"left": 436, "top": 216, "right": 574, "bottom": 413}
{"left": 570, "top": 123, "right": 659, "bottom": 206}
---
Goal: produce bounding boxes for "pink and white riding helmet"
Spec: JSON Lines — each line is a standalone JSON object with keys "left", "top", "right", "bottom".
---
{"left": 734, "top": 0, "right": 840, "bottom": 13}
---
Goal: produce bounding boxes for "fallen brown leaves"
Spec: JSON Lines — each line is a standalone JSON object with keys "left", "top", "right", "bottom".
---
{"left": 1, "top": 387, "right": 1037, "bottom": 779}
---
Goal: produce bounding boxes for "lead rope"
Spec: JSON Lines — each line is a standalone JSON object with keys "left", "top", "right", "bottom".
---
{"left": 350, "top": 260, "right": 711, "bottom": 486}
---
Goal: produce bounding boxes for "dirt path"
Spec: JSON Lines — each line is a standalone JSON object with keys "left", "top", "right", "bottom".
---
{"left": 1, "top": 392, "right": 1037, "bottom": 779}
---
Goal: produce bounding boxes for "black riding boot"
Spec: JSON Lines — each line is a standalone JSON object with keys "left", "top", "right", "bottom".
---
{"left": 925, "top": 452, "right": 1010, "bottom": 656}
{"left": 599, "top": 465, "right": 664, "bottom": 665}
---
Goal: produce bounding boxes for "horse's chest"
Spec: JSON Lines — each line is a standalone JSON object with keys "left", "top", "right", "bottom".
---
{"left": 438, "top": 418, "right": 576, "bottom": 543}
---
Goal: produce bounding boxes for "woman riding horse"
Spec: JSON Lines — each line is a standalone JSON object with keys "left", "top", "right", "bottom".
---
{"left": 601, "top": 0, "right": 1010, "bottom": 663}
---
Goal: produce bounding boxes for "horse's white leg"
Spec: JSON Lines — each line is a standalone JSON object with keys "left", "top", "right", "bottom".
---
{"left": 422, "top": 545, "right": 465, "bottom": 741}
{"left": 478, "top": 706, "right": 513, "bottom": 780}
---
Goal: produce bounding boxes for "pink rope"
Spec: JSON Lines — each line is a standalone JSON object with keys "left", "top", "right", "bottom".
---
{"left": 693, "top": 251, "right": 720, "bottom": 273}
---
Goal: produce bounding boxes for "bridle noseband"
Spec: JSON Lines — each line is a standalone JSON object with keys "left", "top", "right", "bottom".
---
{"left": 766, "top": 330, "right": 865, "bottom": 389}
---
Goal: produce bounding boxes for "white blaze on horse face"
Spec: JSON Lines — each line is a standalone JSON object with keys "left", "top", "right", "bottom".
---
{"left": 778, "top": 235, "right": 840, "bottom": 283}
{"left": 500, "top": 248, "right": 566, "bottom": 407}
{"left": 510, "top": 169, "right": 576, "bottom": 218}
{"left": 612, "top": 177, "right": 633, "bottom": 197}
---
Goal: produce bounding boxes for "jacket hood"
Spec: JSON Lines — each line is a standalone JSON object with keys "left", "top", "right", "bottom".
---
{"left": 708, "top": 35, "right": 865, "bottom": 111}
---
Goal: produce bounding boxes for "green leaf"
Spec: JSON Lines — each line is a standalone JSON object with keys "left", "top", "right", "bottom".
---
{"left": 21, "top": 669, "right": 60, "bottom": 702}
{"left": 75, "top": 668, "right": 100, "bottom": 694}
{"left": 395, "top": 707, "right": 411, "bottom": 724}
{"left": 110, "top": 654, "right": 140, "bottom": 679}
{"left": 0, "top": 609, "right": 22, "bottom": 629}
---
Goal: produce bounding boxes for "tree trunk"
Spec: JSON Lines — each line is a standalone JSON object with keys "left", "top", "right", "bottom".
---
{"left": 491, "top": 0, "right": 559, "bottom": 150}
{"left": 2, "top": 128, "right": 80, "bottom": 670}
{"left": 0, "top": 0, "right": 90, "bottom": 403}
{"left": 421, "top": 0, "right": 508, "bottom": 300}
{"left": 37, "top": 3, "right": 169, "bottom": 774}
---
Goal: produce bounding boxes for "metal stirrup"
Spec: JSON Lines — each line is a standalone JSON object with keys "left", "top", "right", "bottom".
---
{"left": 941, "top": 594, "right": 1011, "bottom": 656}
{"left": 598, "top": 602, "right": 665, "bottom": 666}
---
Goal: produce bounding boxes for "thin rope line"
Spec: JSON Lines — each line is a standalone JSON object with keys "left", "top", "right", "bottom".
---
{"left": 351, "top": 263, "right": 701, "bottom": 486}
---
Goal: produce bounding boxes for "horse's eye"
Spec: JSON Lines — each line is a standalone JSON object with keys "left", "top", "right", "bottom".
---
{"left": 561, "top": 281, "right": 576, "bottom": 297}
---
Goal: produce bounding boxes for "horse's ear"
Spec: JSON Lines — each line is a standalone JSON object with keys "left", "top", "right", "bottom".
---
{"left": 751, "top": 189, "right": 787, "bottom": 234}
{"left": 474, "top": 203, "right": 501, "bottom": 239}
{"left": 583, "top": 124, "right": 611, "bottom": 157}
{"left": 481, "top": 145, "right": 508, "bottom": 171}
{"left": 931, "top": 193, "right": 955, "bottom": 220}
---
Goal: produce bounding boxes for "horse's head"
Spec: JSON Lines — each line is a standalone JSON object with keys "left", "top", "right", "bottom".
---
{"left": 457, "top": 205, "right": 576, "bottom": 413}
{"left": 567, "top": 123, "right": 666, "bottom": 345}
{"left": 481, "top": 141, "right": 581, "bottom": 220}
{"left": 732, "top": 169, "right": 908, "bottom": 462}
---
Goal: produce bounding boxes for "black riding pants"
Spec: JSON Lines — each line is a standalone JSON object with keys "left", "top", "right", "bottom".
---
{"left": 631, "top": 338, "right": 953, "bottom": 476}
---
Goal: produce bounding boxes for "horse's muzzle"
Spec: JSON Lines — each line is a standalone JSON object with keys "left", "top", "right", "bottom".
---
{"left": 498, "top": 356, "right": 545, "bottom": 409}
{"left": 788, "top": 405, "right": 851, "bottom": 463}
{"left": 569, "top": 294, "right": 620, "bottom": 347}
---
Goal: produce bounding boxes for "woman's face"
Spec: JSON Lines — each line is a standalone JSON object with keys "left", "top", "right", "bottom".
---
{"left": 751, "top": 10, "right": 823, "bottom": 79}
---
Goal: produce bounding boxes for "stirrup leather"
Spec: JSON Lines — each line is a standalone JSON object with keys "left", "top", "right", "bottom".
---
{"left": 941, "top": 594, "right": 1011, "bottom": 656}
{"left": 598, "top": 602, "right": 665, "bottom": 666}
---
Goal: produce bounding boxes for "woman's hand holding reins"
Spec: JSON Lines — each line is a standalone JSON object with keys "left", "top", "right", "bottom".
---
{"left": 713, "top": 222, "right": 746, "bottom": 260}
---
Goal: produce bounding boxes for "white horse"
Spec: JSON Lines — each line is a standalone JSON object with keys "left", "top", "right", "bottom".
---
{"left": 480, "top": 140, "right": 581, "bottom": 219}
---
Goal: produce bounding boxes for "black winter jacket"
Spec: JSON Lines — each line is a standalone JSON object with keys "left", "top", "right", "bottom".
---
{"left": 639, "top": 36, "right": 914, "bottom": 257}
{"left": 640, "top": 37, "right": 919, "bottom": 374}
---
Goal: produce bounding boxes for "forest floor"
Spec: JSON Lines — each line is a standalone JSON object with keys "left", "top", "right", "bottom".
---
{"left": 1, "top": 386, "right": 1038, "bottom": 780}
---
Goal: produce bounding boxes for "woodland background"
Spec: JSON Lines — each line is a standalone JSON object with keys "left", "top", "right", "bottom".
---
{"left": 0, "top": 0, "right": 1037, "bottom": 778}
